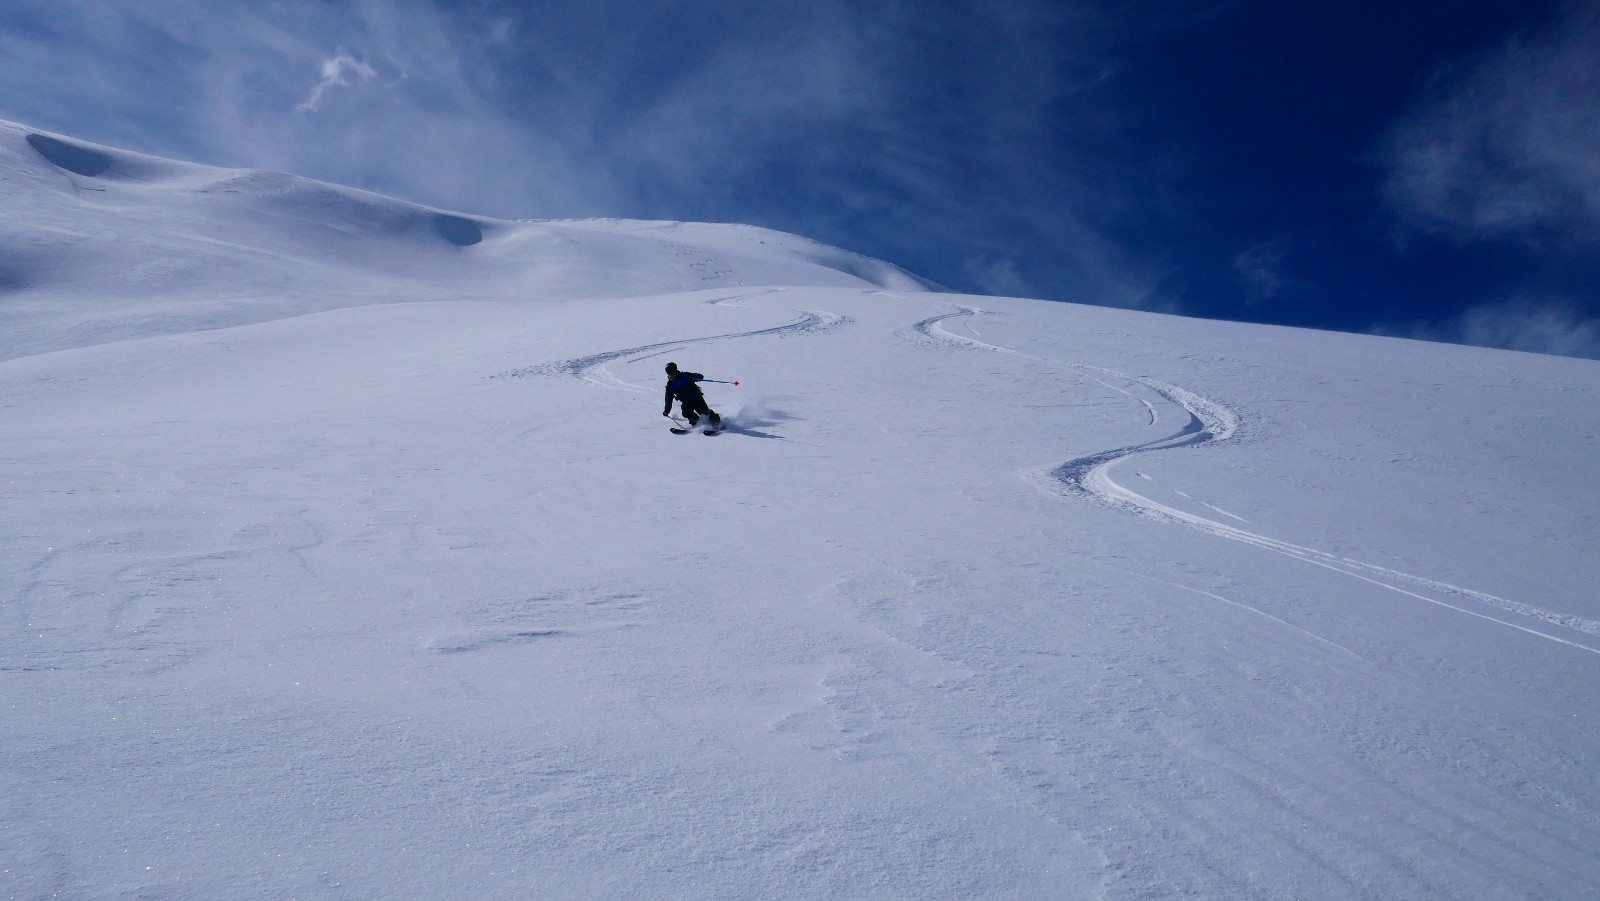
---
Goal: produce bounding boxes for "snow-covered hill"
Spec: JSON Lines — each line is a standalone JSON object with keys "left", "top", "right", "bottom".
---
{"left": 0, "top": 120, "right": 934, "bottom": 361}
{"left": 3, "top": 122, "right": 1598, "bottom": 898}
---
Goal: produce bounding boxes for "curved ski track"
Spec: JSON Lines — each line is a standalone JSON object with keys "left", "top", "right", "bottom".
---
{"left": 493, "top": 294, "right": 850, "bottom": 391}
{"left": 910, "top": 302, "right": 1600, "bottom": 655}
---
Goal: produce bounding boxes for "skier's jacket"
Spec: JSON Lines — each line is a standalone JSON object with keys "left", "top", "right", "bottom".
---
{"left": 664, "top": 371, "right": 708, "bottom": 412}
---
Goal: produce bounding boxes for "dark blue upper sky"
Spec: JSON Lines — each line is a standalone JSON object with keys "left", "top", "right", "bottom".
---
{"left": 1111, "top": 1, "right": 1585, "bottom": 334}
{"left": 3, "top": 0, "right": 1596, "bottom": 356}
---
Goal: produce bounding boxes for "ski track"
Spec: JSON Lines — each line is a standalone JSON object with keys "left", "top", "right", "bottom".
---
{"left": 1118, "top": 569, "right": 1373, "bottom": 666}
{"left": 907, "top": 304, "right": 1159, "bottom": 425}
{"left": 912, "top": 303, "right": 1600, "bottom": 656}
{"left": 493, "top": 296, "right": 850, "bottom": 390}
{"left": 702, "top": 287, "right": 786, "bottom": 306}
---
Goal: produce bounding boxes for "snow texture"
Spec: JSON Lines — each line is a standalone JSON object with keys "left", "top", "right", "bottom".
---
{"left": 3, "top": 120, "right": 1599, "bottom": 899}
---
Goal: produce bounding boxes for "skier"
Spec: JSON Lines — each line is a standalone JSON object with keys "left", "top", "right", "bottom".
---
{"left": 662, "top": 362, "right": 723, "bottom": 433}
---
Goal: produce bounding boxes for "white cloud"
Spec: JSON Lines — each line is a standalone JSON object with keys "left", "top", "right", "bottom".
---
{"left": 0, "top": 0, "right": 607, "bottom": 218}
{"left": 1382, "top": 2, "right": 1600, "bottom": 246}
{"left": 1232, "top": 238, "right": 1289, "bottom": 304}
{"left": 0, "top": 0, "right": 1191, "bottom": 306}
{"left": 961, "top": 255, "right": 1033, "bottom": 299}
{"left": 1383, "top": 297, "right": 1600, "bottom": 360}
{"left": 297, "top": 52, "right": 378, "bottom": 113}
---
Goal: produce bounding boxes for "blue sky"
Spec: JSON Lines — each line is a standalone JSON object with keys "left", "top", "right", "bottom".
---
{"left": 3, "top": 0, "right": 1597, "bottom": 357}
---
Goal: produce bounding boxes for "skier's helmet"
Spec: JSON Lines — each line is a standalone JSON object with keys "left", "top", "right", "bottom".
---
{"left": 665, "top": 362, "right": 678, "bottom": 374}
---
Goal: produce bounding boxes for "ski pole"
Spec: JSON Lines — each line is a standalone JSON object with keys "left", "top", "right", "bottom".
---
{"left": 701, "top": 379, "right": 740, "bottom": 386}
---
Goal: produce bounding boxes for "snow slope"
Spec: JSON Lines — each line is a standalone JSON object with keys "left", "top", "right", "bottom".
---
{"left": 0, "top": 120, "right": 934, "bottom": 362}
{"left": 3, "top": 124, "right": 1599, "bottom": 899}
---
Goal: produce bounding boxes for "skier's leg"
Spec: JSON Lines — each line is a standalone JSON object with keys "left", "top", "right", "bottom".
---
{"left": 683, "top": 402, "right": 700, "bottom": 427}
{"left": 686, "top": 397, "right": 711, "bottom": 427}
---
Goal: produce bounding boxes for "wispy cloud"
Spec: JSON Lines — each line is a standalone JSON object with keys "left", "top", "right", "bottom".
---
{"left": 0, "top": 0, "right": 1212, "bottom": 307}
{"left": 297, "top": 52, "right": 378, "bottom": 113}
{"left": 961, "top": 255, "right": 1033, "bottom": 299}
{"left": 0, "top": 0, "right": 605, "bottom": 214}
{"left": 1381, "top": 297, "right": 1600, "bottom": 360}
{"left": 1232, "top": 238, "right": 1290, "bottom": 304}
{"left": 1381, "top": 1, "right": 1600, "bottom": 247}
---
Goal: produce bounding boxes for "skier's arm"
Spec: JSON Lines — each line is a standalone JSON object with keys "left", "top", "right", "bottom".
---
{"left": 663, "top": 386, "right": 674, "bottom": 415}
